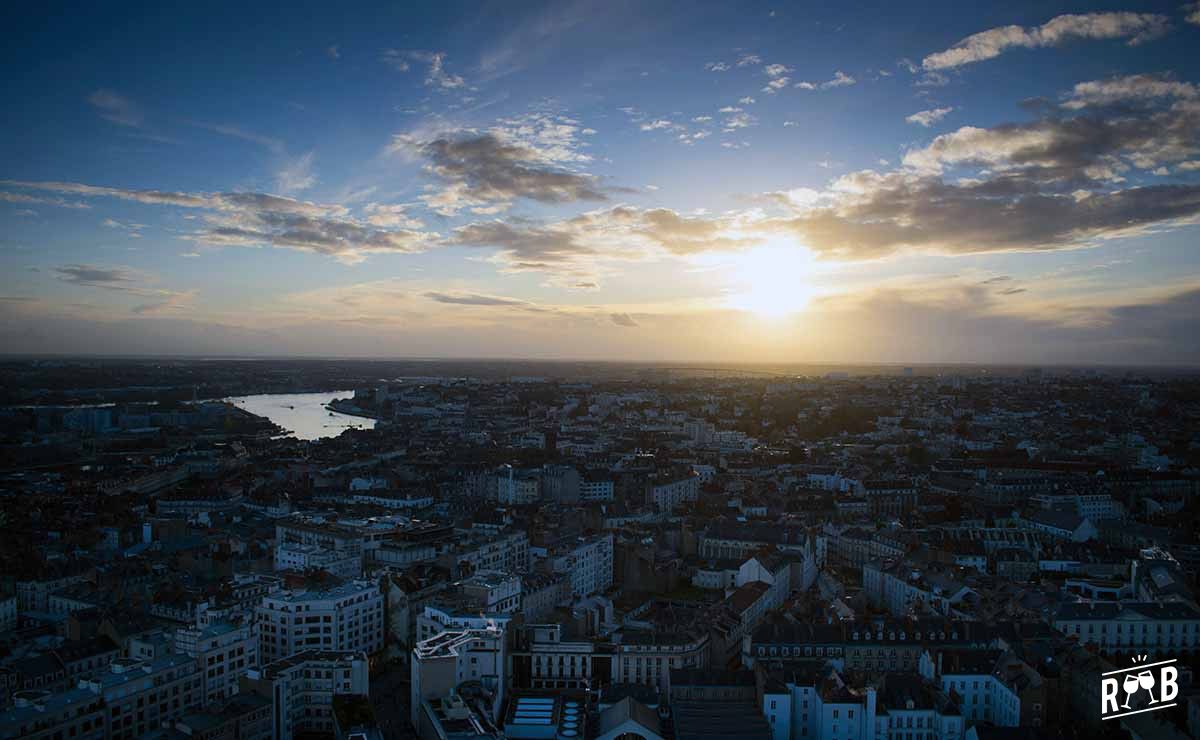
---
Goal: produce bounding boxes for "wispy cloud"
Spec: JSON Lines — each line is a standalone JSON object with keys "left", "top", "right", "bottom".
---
{"left": 87, "top": 89, "right": 143, "bottom": 128}
{"left": 922, "top": 12, "right": 1171, "bottom": 71}
{"left": 905, "top": 107, "right": 954, "bottom": 127}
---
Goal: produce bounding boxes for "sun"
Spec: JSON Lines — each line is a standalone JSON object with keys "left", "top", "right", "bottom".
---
{"left": 724, "top": 243, "right": 819, "bottom": 318}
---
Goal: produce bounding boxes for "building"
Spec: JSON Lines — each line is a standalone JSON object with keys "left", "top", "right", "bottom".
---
{"left": 256, "top": 581, "right": 384, "bottom": 664}
{"left": 174, "top": 621, "right": 258, "bottom": 706}
{"left": 0, "top": 687, "right": 106, "bottom": 740}
{"left": 1053, "top": 601, "right": 1200, "bottom": 656}
{"left": 273, "top": 542, "right": 362, "bottom": 580}
{"left": 241, "top": 650, "right": 369, "bottom": 740}
{"left": 496, "top": 465, "right": 541, "bottom": 505}
{"left": 410, "top": 625, "right": 508, "bottom": 728}
{"left": 647, "top": 472, "right": 699, "bottom": 513}
{"left": 80, "top": 655, "right": 203, "bottom": 740}
{"left": 548, "top": 533, "right": 614, "bottom": 598}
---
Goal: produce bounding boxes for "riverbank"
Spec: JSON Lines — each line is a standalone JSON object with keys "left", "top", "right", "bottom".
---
{"left": 326, "top": 398, "right": 385, "bottom": 421}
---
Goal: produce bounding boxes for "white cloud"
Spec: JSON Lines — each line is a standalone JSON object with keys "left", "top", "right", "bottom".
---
{"left": 794, "top": 71, "right": 857, "bottom": 90}
{"left": 905, "top": 107, "right": 954, "bottom": 127}
{"left": 922, "top": 12, "right": 1171, "bottom": 70}
{"left": 379, "top": 49, "right": 410, "bottom": 71}
{"left": 275, "top": 152, "right": 318, "bottom": 194}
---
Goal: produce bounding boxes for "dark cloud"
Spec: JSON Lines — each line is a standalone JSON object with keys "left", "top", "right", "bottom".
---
{"left": 395, "top": 132, "right": 608, "bottom": 215}
{"left": 768, "top": 80, "right": 1200, "bottom": 260}
{"left": 610, "top": 312, "right": 639, "bottom": 327}
{"left": 771, "top": 176, "right": 1200, "bottom": 259}
{"left": 55, "top": 264, "right": 140, "bottom": 290}
{"left": 2, "top": 181, "right": 430, "bottom": 263}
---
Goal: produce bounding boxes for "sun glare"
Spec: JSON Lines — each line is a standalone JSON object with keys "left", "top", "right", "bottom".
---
{"left": 725, "top": 243, "right": 819, "bottom": 318}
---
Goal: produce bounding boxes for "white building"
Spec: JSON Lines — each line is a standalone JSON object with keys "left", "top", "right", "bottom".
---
{"left": 274, "top": 542, "right": 362, "bottom": 580}
{"left": 256, "top": 581, "right": 384, "bottom": 664}
{"left": 1053, "top": 601, "right": 1200, "bottom": 655}
{"left": 648, "top": 473, "right": 699, "bottom": 512}
{"left": 496, "top": 465, "right": 541, "bottom": 505}
{"left": 173, "top": 621, "right": 257, "bottom": 705}
{"left": 411, "top": 625, "right": 508, "bottom": 727}
{"left": 243, "top": 650, "right": 369, "bottom": 740}
{"left": 548, "top": 533, "right": 614, "bottom": 597}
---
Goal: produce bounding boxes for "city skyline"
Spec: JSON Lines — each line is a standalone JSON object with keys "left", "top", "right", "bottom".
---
{"left": 4, "top": 0, "right": 1200, "bottom": 363}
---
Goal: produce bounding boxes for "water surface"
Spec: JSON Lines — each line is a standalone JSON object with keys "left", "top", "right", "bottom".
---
{"left": 226, "top": 391, "right": 376, "bottom": 440}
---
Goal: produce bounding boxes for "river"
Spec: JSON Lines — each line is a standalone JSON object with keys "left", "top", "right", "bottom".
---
{"left": 225, "top": 391, "right": 376, "bottom": 440}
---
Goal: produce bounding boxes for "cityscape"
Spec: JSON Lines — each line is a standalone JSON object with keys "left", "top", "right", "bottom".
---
{"left": 3, "top": 2, "right": 1200, "bottom": 740}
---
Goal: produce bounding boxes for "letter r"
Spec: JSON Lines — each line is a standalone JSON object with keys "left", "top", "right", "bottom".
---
{"left": 1101, "top": 677, "right": 1120, "bottom": 714}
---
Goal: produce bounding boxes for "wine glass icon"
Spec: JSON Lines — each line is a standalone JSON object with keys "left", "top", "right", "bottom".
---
{"left": 1138, "top": 670, "right": 1157, "bottom": 704}
{"left": 1122, "top": 673, "right": 1140, "bottom": 709}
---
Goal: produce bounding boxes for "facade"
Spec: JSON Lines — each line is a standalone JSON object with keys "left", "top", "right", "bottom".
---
{"left": 549, "top": 533, "right": 614, "bottom": 597}
{"left": 1053, "top": 601, "right": 1200, "bottom": 655}
{"left": 80, "top": 655, "right": 203, "bottom": 740}
{"left": 241, "top": 650, "right": 369, "bottom": 740}
{"left": 174, "top": 621, "right": 258, "bottom": 706}
{"left": 256, "top": 581, "right": 384, "bottom": 664}
{"left": 0, "top": 688, "right": 107, "bottom": 740}
{"left": 410, "top": 625, "right": 508, "bottom": 727}
{"left": 648, "top": 473, "right": 700, "bottom": 512}
{"left": 273, "top": 542, "right": 362, "bottom": 580}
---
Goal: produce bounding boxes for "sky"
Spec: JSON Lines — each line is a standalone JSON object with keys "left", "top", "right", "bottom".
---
{"left": 2, "top": 0, "right": 1200, "bottom": 364}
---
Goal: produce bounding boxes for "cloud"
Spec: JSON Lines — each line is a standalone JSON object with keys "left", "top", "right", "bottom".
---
{"left": 764, "top": 63, "right": 792, "bottom": 77}
{"left": 5, "top": 180, "right": 430, "bottom": 263}
{"left": 55, "top": 264, "right": 142, "bottom": 291}
{"left": 275, "top": 152, "right": 318, "bottom": 193}
{"left": 380, "top": 49, "right": 410, "bottom": 71}
{"left": 1187, "top": 2, "right": 1200, "bottom": 25}
{"left": 54, "top": 264, "right": 196, "bottom": 314}
{"left": 390, "top": 130, "right": 609, "bottom": 215}
{"left": 906, "top": 107, "right": 954, "bottom": 127}
{"left": 424, "top": 291, "right": 530, "bottom": 307}
{"left": 192, "top": 122, "right": 285, "bottom": 155}
{"left": 794, "top": 71, "right": 857, "bottom": 90}
{"left": 610, "top": 312, "right": 638, "bottom": 327}
{"left": 1059, "top": 73, "right": 1197, "bottom": 109}
{"left": 748, "top": 79, "right": 1200, "bottom": 260}
{"left": 0, "top": 191, "right": 90, "bottom": 209}
{"left": 722, "top": 110, "right": 756, "bottom": 131}
{"left": 326, "top": 45, "right": 340, "bottom": 60}
{"left": 363, "top": 203, "right": 424, "bottom": 229}
{"left": 132, "top": 289, "right": 197, "bottom": 315}
{"left": 922, "top": 12, "right": 1171, "bottom": 70}
{"left": 448, "top": 205, "right": 755, "bottom": 284}
{"left": 762, "top": 77, "right": 791, "bottom": 93}
{"left": 736, "top": 54, "right": 762, "bottom": 67}
{"left": 705, "top": 61, "right": 731, "bottom": 72}
{"left": 87, "top": 89, "right": 143, "bottom": 128}
{"left": 766, "top": 170, "right": 1200, "bottom": 260}
{"left": 902, "top": 84, "right": 1200, "bottom": 180}
{"left": 413, "top": 50, "right": 466, "bottom": 89}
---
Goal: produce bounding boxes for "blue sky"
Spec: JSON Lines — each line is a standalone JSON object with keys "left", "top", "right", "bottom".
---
{"left": 3, "top": 0, "right": 1200, "bottom": 362}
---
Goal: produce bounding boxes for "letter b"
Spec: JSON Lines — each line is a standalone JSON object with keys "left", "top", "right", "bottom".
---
{"left": 1159, "top": 666, "right": 1178, "bottom": 704}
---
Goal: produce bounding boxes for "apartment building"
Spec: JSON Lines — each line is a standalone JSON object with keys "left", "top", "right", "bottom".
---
{"left": 256, "top": 581, "right": 384, "bottom": 664}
